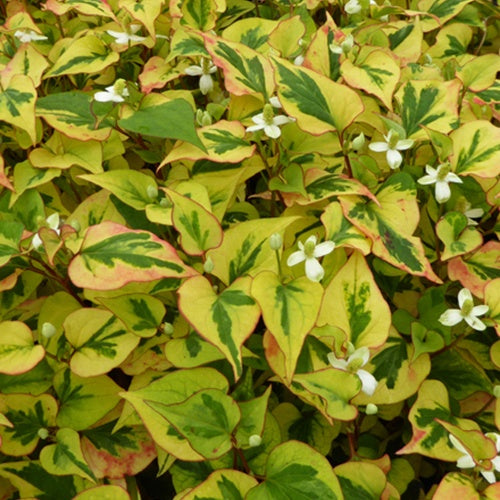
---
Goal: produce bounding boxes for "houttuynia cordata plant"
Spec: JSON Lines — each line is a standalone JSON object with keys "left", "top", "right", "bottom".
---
{"left": 0, "top": 0, "right": 499, "bottom": 498}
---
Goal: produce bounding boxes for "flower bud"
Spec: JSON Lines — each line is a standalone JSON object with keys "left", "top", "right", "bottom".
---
{"left": 147, "top": 185, "right": 158, "bottom": 201}
{"left": 493, "top": 385, "right": 500, "bottom": 398}
{"left": 203, "top": 256, "right": 214, "bottom": 273}
{"left": 249, "top": 434, "right": 262, "bottom": 447}
{"left": 41, "top": 322, "right": 57, "bottom": 339}
{"left": 351, "top": 133, "right": 365, "bottom": 151}
{"left": 38, "top": 428, "right": 49, "bottom": 439}
{"left": 269, "top": 233, "right": 282, "bottom": 251}
{"left": 366, "top": 403, "right": 378, "bottom": 415}
{"left": 163, "top": 322, "right": 174, "bottom": 335}
{"left": 159, "top": 197, "right": 172, "bottom": 208}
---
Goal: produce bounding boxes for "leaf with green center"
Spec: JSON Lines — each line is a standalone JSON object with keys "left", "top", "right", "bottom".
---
{"left": 0, "top": 321, "right": 45, "bottom": 376}
{"left": 450, "top": 121, "right": 500, "bottom": 178}
{"left": 252, "top": 272, "right": 323, "bottom": 383}
{"left": 64, "top": 308, "right": 140, "bottom": 377}
{"left": 0, "top": 360, "right": 53, "bottom": 396}
{"left": 396, "top": 80, "right": 460, "bottom": 139}
{"left": 78, "top": 171, "right": 157, "bottom": 211}
{"left": 386, "top": 20, "right": 423, "bottom": 63}
{"left": 97, "top": 293, "right": 165, "bottom": 338}
{"left": 0, "top": 394, "right": 57, "bottom": 456}
{"left": 165, "top": 187, "right": 223, "bottom": 256}
{"left": 272, "top": 57, "right": 364, "bottom": 135}
{"left": 335, "top": 462, "right": 387, "bottom": 499}
{"left": 290, "top": 369, "right": 360, "bottom": 422}
{"left": 0, "top": 222, "right": 23, "bottom": 267}
{"left": 36, "top": 91, "right": 113, "bottom": 141}
{"left": 319, "top": 252, "right": 391, "bottom": 348}
{"left": 341, "top": 48, "right": 400, "bottom": 109}
{"left": 202, "top": 33, "right": 274, "bottom": 99}
{"left": 357, "top": 328, "right": 430, "bottom": 406}
{"left": 456, "top": 54, "right": 500, "bottom": 92}
{"left": 436, "top": 212, "right": 482, "bottom": 260}
{"left": 268, "top": 163, "right": 307, "bottom": 196}
{"left": 0, "top": 75, "right": 36, "bottom": 144}
{"left": 161, "top": 121, "right": 255, "bottom": 166}
{"left": 10, "top": 161, "right": 60, "bottom": 206}
{"left": 341, "top": 173, "right": 441, "bottom": 283}
{"left": 179, "top": 0, "right": 219, "bottom": 31}
{"left": 44, "top": 35, "right": 119, "bottom": 77}
{"left": 246, "top": 441, "right": 343, "bottom": 499}
{"left": 398, "top": 379, "right": 479, "bottom": 459}
{"left": 29, "top": 132, "right": 103, "bottom": 173}
{"left": 68, "top": 222, "right": 197, "bottom": 290}
{"left": 120, "top": 0, "right": 163, "bottom": 36}
{"left": 44, "top": 0, "right": 116, "bottom": 17}
{"left": 39, "top": 428, "right": 95, "bottom": 482}
{"left": 179, "top": 276, "right": 260, "bottom": 378}
{"left": 223, "top": 18, "right": 277, "bottom": 50}
{"left": 118, "top": 98, "right": 205, "bottom": 151}
{"left": 81, "top": 422, "right": 156, "bottom": 479}
{"left": 433, "top": 473, "right": 481, "bottom": 500}
{"left": 2, "top": 43, "right": 48, "bottom": 88}
{"left": 448, "top": 241, "right": 500, "bottom": 299}
{"left": 54, "top": 368, "right": 121, "bottom": 431}
{"left": 120, "top": 367, "right": 229, "bottom": 461}
{"left": 181, "top": 469, "right": 258, "bottom": 500}
{"left": 206, "top": 217, "right": 298, "bottom": 285}
{"left": 417, "top": 0, "right": 475, "bottom": 31}
{"left": 411, "top": 323, "right": 445, "bottom": 361}
{"left": 0, "top": 461, "right": 79, "bottom": 500}
{"left": 145, "top": 388, "right": 240, "bottom": 459}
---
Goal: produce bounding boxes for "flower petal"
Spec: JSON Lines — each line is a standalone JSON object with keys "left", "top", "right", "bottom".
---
{"left": 425, "top": 165, "right": 437, "bottom": 176}
{"left": 439, "top": 309, "right": 463, "bottom": 326}
{"left": 464, "top": 315, "right": 487, "bottom": 331}
{"left": 246, "top": 124, "right": 265, "bottom": 133}
{"left": 94, "top": 91, "right": 120, "bottom": 102}
{"left": 464, "top": 208, "right": 483, "bottom": 219}
{"left": 185, "top": 65, "right": 203, "bottom": 76}
{"left": 269, "top": 96, "right": 282, "bottom": 108}
{"left": 449, "top": 434, "right": 470, "bottom": 456}
{"left": 264, "top": 124, "right": 282, "bottom": 138}
{"left": 435, "top": 181, "right": 451, "bottom": 203}
{"left": 445, "top": 172, "right": 463, "bottom": 184}
{"left": 327, "top": 353, "right": 348, "bottom": 370}
{"left": 32, "top": 233, "right": 42, "bottom": 250}
{"left": 368, "top": 141, "right": 389, "bottom": 152}
{"left": 305, "top": 257, "right": 325, "bottom": 282}
{"left": 386, "top": 149, "right": 402, "bottom": 169}
{"left": 456, "top": 454, "right": 475, "bottom": 469}
{"left": 348, "top": 346, "right": 370, "bottom": 367}
{"left": 471, "top": 305, "right": 489, "bottom": 317}
{"left": 287, "top": 250, "right": 306, "bottom": 267}
{"left": 46, "top": 213, "right": 60, "bottom": 230}
{"left": 458, "top": 288, "right": 473, "bottom": 308}
{"left": 480, "top": 469, "right": 497, "bottom": 484}
{"left": 396, "top": 139, "right": 414, "bottom": 150}
{"left": 273, "top": 115, "right": 295, "bottom": 126}
{"left": 305, "top": 235, "right": 317, "bottom": 246}
{"left": 417, "top": 175, "right": 437, "bottom": 186}
{"left": 313, "top": 241, "right": 335, "bottom": 258}
{"left": 357, "top": 369, "right": 378, "bottom": 396}
{"left": 199, "top": 74, "right": 213, "bottom": 94}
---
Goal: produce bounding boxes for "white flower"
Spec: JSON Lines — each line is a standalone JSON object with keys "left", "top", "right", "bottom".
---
{"left": 248, "top": 434, "right": 262, "bottom": 447}
{"left": 32, "top": 213, "right": 60, "bottom": 250}
{"left": 269, "top": 96, "right": 282, "bottom": 108}
{"left": 294, "top": 54, "right": 305, "bottom": 66}
{"left": 439, "top": 288, "right": 489, "bottom": 331}
{"left": 345, "top": 0, "right": 362, "bottom": 14}
{"left": 185, "top": 58, "right": 217, "bottom": 95}
{"left": 106, "top": 24, "right": 146, "bottom": 45}
{"left": 328, "top": 345, "right": 378, "bottom": 396}
{"left": 14, "top": 29, "right": 48, "bottom": 43}
{"left": 329, "top": 34, "right": 354, "bottom": 55}
{"left": 417, "top": 163, "right": 462, "bottom": 204}
{"left": 94, "top": 79, "right": 129, "bottom": 103}
{"left": 455, "top": 198, "right": 484, "bottom": 226}
{"left": 246, "top": 104, "right": 295, "bottom": 139}
{"left": 287, "top": 235, "right": 335, "bottom": 282}
{"left": 449, "top": 433, "right": 500, "bottom": 484}
{"left": 368, "top": 129, "right": 414, "bottom": 170}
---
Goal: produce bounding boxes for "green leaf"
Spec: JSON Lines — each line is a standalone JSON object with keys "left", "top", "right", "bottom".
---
{"left": 273, "top": 57, "right": 364, "bottom": 135}
{"left": 68, "top": 222, "right": 197, "bottom": 290}
{"left": 235, "top": 387, "right": 271, "bottom": 448}
{"left": 118, "top": 99, "right": 206, "bottom": 151}
{"left": 335, "top": 462, "right": 387, "bottom": 499}
{"left": 246, "top": 441, "right": 342, "bottom": 499}
{"left": 0, "top": 222, "right": 23, "bottom": 267}
{"left": 411, "top": 323, "right": 445, "bottom": 361}
{"left": 319, "top": 252, "right": 391, "bottom": 348}
{"left": 179, "top": 276, "right": 260, "bottom": 378}
{"left": 64, "top": 308, "right": 140, "bottom": 377}
{"left": 74, "top": 485, "right": 131, "bottom": 500}
{"left": 54, "top": 368, "right": 121, "bottom": 431}
{"left": 436, "top": 211, "right": 482, "bottom": 260}
{"left": 180, "top": 0, "right": 218, "bottom": 30}
{"left": 39, "top": 428, "right": 96, "bottom": 482}
{"left": 0, "top": 360, "right": 53, "bottom": 396}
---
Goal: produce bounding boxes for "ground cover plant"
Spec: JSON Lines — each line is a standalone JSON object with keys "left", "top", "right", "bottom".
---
{"left": 0, "top": 0, "right": 499, "bottom": 498}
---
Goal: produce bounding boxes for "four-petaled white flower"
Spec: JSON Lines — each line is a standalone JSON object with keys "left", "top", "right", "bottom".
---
{"left": 439, "top": 288, "right": 489, "bottom": 331}
{"left": 246, "top": 104, "right": 295, "bottom": 139}
{"left": 368, "top": 129, "right": 414, "bottom": 170}
{"left": 14, "top": 29, "right": 47, "bottom": 43}
{"left": 417, "top": 163, "right": 462, "bottom": 204}
{"left": 94, "top": 79, "right": 129, "bottom": 103}
{"left": 329, "top": 34, "right": 354, "bottom": 55}
{"left": 106, "top": 24, "right": 146, "bottom": 45}
{"left": 185, "top": 58, "right": 217, "bottom": 95}
{"left": 32, "top": 213, "right": 60, "bottom": 250}
{"left": 328, "top": 345, "right": 378, "bottom": 396}
{"left": 449, "top": 433, "right": 500, "bottom": 484}
{"left": 345, "top": 0, "right": 362, "bottom": 14}
{"left": 287, "top": 235, "right": 335, "bottom": 282}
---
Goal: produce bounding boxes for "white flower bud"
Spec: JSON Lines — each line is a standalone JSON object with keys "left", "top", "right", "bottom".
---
{"left": 38, "top": 428, "right": 49, "bottom": 439}
{"left": 41, "top": 322, "right": 57, "bottom": 339}
{"left": 366, "top": 403, "right": 378, "bottom": 415}
{"left": 249, "top": 434, "right": 262, "bottom": 447}
{"left": 269, "top": 233, "right": 283, "bottom": 250}
{"left": 203, "top": 256, "right": 214, "bottom": 273}
{"left": 147, "top": 185, "right": 158, "bottom": 200}
{"left": 163, "top": 322, "right": 174, "bottom": 335}
{"left": 351, "top": 133, "right": 365, "bottom": 151}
